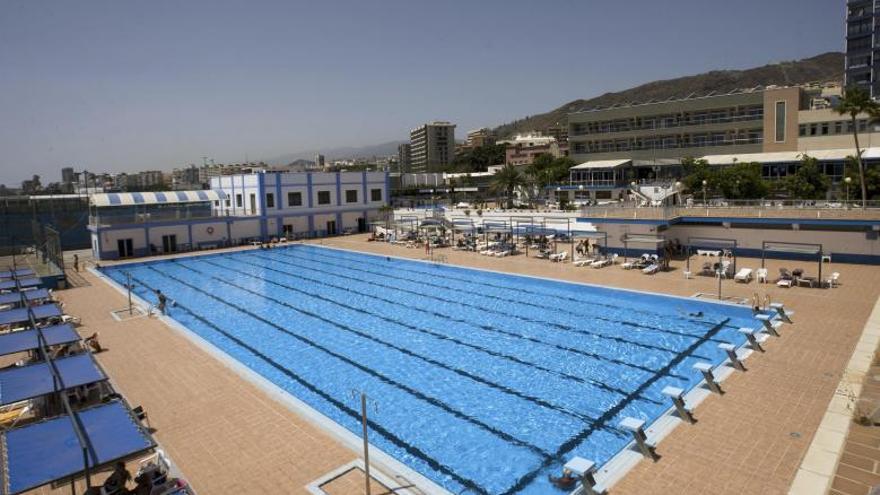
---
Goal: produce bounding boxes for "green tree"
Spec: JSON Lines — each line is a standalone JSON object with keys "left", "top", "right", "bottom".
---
{"left": 716, "top": 162, "right": 769, "bottom": 199}
{"left": 524, "top": 154, "right": 573, "bottom": 204}
{"left": 490, "top": 164, "right": 527, "bottom": 208}
{"left": 844, "top": 156, "right": 880, "bottom": 201}
{"left": 782, "top": 155, "right": 830, "bottom": 199}
{"left": 837, "top": 86, "right": 880, "bottom": 207}
{"left": 450, "top": 144, "right": 507, "bottom": 173}
{"left": 680, "top": 157, "right": 717, "bottom": 196}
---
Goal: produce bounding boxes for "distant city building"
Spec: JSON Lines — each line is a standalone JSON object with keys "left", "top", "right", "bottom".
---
{"left": 466, "top": 128, "right": 496, "bottom": 147}
{"left": 543, "top": 125, "right": 568, "bottom": 145}
{"left": 315, "top": 154, "right": 326, "bottom": 171}
{"left": 409, "top": 121, "right": 456, "bottom": 173}
{"left": 20, "top": 175, "right": 41, "bottom": 195}
{"left": 846, "top": 0, "right": 878, "bottom": 98}
{"left": 498, "top": 133, "right": 561, "bottom": 166}
{"left": 61, "top": 167, "right": 75, "bottom": 185}
{"left": 567, "top": 84, "right": 877, "bottom": 166}
{"left": 397, "top": 143, "right": 412, "bottom": 173}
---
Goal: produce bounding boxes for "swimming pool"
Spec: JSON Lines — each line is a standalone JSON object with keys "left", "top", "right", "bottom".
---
{"left": 101, "top": 245, "right": 757, "bottom": 494}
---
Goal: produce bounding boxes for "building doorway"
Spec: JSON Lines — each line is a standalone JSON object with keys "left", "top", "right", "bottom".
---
{"left": 117, "top": 238, "right": 134, "bottom": 258}
{"left": 162, "top": 234, "right": 178, "bottom": 253}
{"left": 357, "top": 217, "right": 367, "bottom": 233}
{"left": 326, "top": 220, "right": 337, "bottom": 235}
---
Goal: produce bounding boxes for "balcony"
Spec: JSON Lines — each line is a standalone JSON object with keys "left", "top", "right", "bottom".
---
{"left": 571, "top": 112, "right": 763, "bottom": 137}
{"left": 578, "top": 200, "right": 880, "bottom": 221}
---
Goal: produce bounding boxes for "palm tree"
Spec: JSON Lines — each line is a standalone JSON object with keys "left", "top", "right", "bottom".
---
{"left": 837, "top": 86, "right": 880, "bottom": 207}
{"left": 491, "top": 164, "right": 526, "bottom": 208}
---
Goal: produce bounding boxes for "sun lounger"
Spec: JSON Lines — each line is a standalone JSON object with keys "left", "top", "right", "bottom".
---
{"left": 734, "top": 268, "right": 753, "bottom": 283}
{"left": 642, "top": 264, "right": 659, "bottom": 275}
{"left": 825, "top": 272, "right": 840, "bottom": 288}
{"left": 572, "top": 255, "right": 591, "bottom": 267}
{"left": 776, "top": 279, "right": 793, "bottom": 288}
{"left": 592, "top": 258, "right": 612, "bottom": 268}
{"left": 549, "top": 251, "right": 568, "bottom": 262}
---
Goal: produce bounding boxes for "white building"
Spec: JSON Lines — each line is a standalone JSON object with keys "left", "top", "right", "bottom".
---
{"left": 88, "top": 171, "right": 389, "bottom": 260}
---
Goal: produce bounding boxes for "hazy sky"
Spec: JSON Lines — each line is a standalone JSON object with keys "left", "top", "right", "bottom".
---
{"left": 0, "top": 0, "right": 842, "bottom": 185}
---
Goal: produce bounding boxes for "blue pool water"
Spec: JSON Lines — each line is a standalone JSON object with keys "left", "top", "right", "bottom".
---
{"left": 101, "top": 245, "right": 758, "bottom": 494}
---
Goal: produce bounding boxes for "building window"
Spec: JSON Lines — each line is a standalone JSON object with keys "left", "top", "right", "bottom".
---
{"left": 835, "top": 121, "right": 843, "bottom": 134}
{"left": 287, "top": 191, "right": 302, "bottom": 206}
{"left": 317, "top": 191, "right": 331, "bottom": 205}
{"left": 266, "top": 193, "right": 275, "bottom": 208}
{"left": 235, "top": 194, "right": 242, "bottom": 208}
{"left": 225, "top": 199, "right": 230, "bottom": 207}
{"left": 345, "top": 189, "right": 358, "bottom": 203}
{"left": 821, "top": 123, "right": 829, "bottom": 135}
{"left": 214, "top": 200, "right": 220, "bottom": 207}
{"left": 371, "top": 188, "right": 382, "bottom": 201}
{"left": 775, "top": 101, "right": 786, "bottom": 142}
{"left": 799, "top": 125, "right": 806, "bottom": 137}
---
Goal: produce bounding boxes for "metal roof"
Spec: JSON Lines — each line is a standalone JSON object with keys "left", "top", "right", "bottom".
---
{"left": 90, "top": 190, "right": 226, "bottom": 207}
{"left": 570, "top": 159, "right": 632, "bottom": 170}
{"left": 700, "top": 148, "right": 880, "bottom": 165}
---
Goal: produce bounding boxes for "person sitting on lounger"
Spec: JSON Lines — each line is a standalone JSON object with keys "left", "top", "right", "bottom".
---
{"left": 102, "top": 461, "right": 131, "bottom": 494}
{"left": 548, "top": 468, "right": 577, "bottom": 489}
{"left": 85, "top": 332, "right": 103, "bottom": 353}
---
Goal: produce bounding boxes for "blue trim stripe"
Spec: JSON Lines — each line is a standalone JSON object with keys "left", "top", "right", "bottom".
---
{"left": 196, "top": 190, "right": 209, "bottom": 201}
{"left": 155, "top": 192, "right": 167, "bottom": 202}
{"left": 108, "top": 193, "right": 121, "bottom": 205}
{"left": 336, "top": 172, "right": 342, "bottom": 206}
{"left": 131, "top": 192, "right": 145, "bottom": 204}
{"left": 175, "top": 191, "right": 188, "bottom": 201}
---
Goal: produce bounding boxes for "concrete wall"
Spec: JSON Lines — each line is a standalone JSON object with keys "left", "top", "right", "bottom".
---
{"left": 665, "top": 223, "right": 880, "bottom": 262}
{"left": 762, "top": 87, "right": 801, "bottom": 153}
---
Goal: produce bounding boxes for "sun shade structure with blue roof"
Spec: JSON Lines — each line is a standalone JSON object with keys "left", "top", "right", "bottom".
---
{"left": 0, "top": 290, "right": 50, "bottom": 309}
{"left": 0, "top": 270, "right": 35, "bottom": 281}
{"left": 0, "top": 324, "right": 80, "bottom": 358}
{"left": 0, "top": 305, "right": 61, "bottom": 327}
{"left": 1, "top": 400, "right": 155, "bottom": 495}
{"left": 0, "top": 279, "right": 40, "bottom": 292}
{"left": 0, "top": 353, "right": 107, "bottom": 407}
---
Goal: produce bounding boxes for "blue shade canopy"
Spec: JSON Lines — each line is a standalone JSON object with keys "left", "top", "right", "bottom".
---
{"left": 0, "top": 353, "right": 106, "bottom": 406}
{"left": 0, "top": 325, "right": 80, "bottom": 357}
{"left": 0, "top": 305, "right": 61, "bottom": 327}
{"left": 0, "top": 279, "right": 40, "bottom": 291}
{"left": 0, "top": 290, "right": 51, "bottom": 309}
{"left": 0, "top": 270, "right": 35, "bottom": 281}
{"left": 2, "top": 400, "right": 155, "bottom": 494}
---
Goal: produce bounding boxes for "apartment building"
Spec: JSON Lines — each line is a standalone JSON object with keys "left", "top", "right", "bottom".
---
{"left": 397, "top": 143, "right": 412, "bottom": 173}
{"left": 466, "top": 128, "right": 496, "bottom": 147}
{"left": 409, "top": 121, "right": 456, "bottom": 173}
{"left": 498, "top": 133, "right": 561, "bottom": 166}
{"left": 846, "top": 0, "right": 879, "bottom": 98}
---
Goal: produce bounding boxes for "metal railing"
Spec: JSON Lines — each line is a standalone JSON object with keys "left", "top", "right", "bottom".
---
{"left": 579, "top": 200, "right": 880, "bottom": 220}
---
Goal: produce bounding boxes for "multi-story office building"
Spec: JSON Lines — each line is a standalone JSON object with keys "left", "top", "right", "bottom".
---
{"left": 315, "top": 154, "right": 326, "bottom": 171}
{"left": 61, "top": 167, "right": 75, "bottom": 184}
{"left": 397, "top": 143, "right": 412, "bottom": 173}
{"left": 569, "top": 84, "right": 880, "bottom": 166}
{"left": 846, "top": 0, "right": 878, "bottom": 98}
{"left": 409, "top": 121, "right": 456, "bottom": 173}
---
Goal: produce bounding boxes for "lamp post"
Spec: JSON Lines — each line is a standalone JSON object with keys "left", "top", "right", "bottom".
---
{"left": 845, "top": 176, "right": 852, "bottom": 208}
{"left": 702, "top": 180, "right": 708, "bottom": 205}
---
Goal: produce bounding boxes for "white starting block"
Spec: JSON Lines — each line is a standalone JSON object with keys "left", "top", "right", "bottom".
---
{"left": 693, "top": 362, "right": 723, "bottom": 394}
{"left": 718, "top": 342, "right": 745, "bottom": 371}
{"left": 754, "top": 313, "right": 782, "bottom": 337}
{"left": 662, "top": 386, "right": 695, "bottom": 424}
{"left": 738, "top": 327, "right": 767, "bottom": 353}
{"left": 769, "top": 302, "right": 794, "bottom": 323}
{"left": 619, "top": 417, "right": 659, "bottom": 461}
{"left": 563, "top": 457, "right": 605, "bottom": 495}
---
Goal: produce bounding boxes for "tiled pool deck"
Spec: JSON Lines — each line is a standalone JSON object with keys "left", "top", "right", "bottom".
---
{"left": 36, "top": 236, "right": 880, "bottom": 494}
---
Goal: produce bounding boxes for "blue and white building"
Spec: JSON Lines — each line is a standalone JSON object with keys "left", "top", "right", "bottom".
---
{"left": 88, "top": 171, "right": 389, "bottom": 260}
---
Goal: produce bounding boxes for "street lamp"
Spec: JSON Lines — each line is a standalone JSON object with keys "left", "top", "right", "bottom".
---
{"left": 702, "top": 179, "right": 708, "bottom": 205}
{"left": 845, "top": 176, "right": 852, "bottom": 206}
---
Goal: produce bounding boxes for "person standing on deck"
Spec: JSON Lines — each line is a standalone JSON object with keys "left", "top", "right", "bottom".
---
{"left": 72, "top": 254, "right": 79, "bottom": 272}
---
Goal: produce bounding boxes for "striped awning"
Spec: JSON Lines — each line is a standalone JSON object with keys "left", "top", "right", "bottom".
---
{"left": 90, "top": 190, "right": 226, "bottom": 207}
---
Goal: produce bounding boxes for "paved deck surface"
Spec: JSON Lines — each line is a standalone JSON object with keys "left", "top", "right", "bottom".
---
{"left": 22, "top": 236, "right": 880, "bottom": 494}
{"left": 830, "top": 356, "right": 880, "bottom": 495}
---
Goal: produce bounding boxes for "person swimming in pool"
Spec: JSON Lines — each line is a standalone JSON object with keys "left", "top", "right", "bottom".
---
{"left": 548, "top": 469, "right": 577, "bottom": 489}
